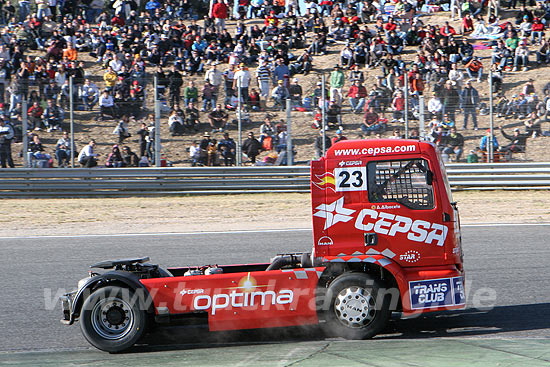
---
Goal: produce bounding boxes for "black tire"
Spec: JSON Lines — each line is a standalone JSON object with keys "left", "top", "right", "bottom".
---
{"left": 79, "top": 286, "right": 147, "bottom": 352}
{"left": 323, "top": 273, "right": 391, "bottom": 339}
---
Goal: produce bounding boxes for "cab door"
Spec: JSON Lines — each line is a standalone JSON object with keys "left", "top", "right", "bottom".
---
{"left": 361, "top": 158, "right": 447, "bottom": 267}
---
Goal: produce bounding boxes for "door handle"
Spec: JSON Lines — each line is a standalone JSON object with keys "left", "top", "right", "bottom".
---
{"left": 364, "top": 233, "right": 378, "bottom": 246}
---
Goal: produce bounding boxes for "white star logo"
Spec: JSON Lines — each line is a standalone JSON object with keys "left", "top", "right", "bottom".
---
{"left": 313, "top": 197, "right": 356, "bottom": 229}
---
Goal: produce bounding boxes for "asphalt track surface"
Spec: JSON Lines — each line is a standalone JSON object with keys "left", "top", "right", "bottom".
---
{"left": 1, "top": 225, "right": 550, "bottom": 366}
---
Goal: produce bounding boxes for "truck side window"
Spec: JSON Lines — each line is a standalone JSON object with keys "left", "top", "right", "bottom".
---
{"left": 367, "top": 159, "right": 435, "bottom": 209}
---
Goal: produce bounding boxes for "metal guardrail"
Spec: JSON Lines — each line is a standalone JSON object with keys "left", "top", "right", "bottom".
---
{"left": 0, "top": 163, "right": 549, "bottom": 197}
{"left": 0, "top": 167, "right": 311, "bottom": 197}
{"left": 445, "top": 163, "right": 550, "bottom": 189}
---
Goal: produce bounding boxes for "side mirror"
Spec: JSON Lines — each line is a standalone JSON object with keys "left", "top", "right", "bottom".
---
{"left": 426, "top": 170, "right": 434, "bottom": 185}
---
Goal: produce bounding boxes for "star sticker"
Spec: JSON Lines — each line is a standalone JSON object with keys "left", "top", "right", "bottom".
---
{"left": 313, "top": 197, "right": 356, "bottom": 229}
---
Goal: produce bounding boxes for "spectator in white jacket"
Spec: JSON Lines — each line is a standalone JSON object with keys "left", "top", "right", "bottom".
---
{"left": 77, "top": 139, "right": 99, "bottom": 167}
{"left": 514, "top": 41, "right": 530, "bottom": 71}
{"left": 518, "top": 16, "right": 532, "bottom": 38}
{"left": 428, "top": 92, "right": 443, "bottom": 119}
{"left": 80, "top": 79, "right": 99, "bottom": 111}
{"left": 448, "top": 63, "right": 464, "bottom": 88}
{"left": 98, "top": 90, "right": 115, "bottom": 120}
{"left": 204, "top": 63, "right": 223, "bottom": 99}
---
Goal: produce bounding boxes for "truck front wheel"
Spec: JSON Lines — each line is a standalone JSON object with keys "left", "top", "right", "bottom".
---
{"left": 79, "top": 286, "right": 147, "bottom": 353}
{"left": 323, "top": 273, "right": 390, "bottom": 339}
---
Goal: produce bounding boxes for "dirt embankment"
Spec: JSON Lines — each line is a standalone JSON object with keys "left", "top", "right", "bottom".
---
{"left": 1, "top": 191, "right": 548, "bottom": 237}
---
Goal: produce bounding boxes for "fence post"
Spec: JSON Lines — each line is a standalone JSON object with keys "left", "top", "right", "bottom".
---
{"left": 489, "top": 69, "right": 494, "bottom": 163}
{"left": 321, "top": 74, "right": 326, "bottom": 156}
{"left": 154, "top": 75, "right": 161, "bottom": 167}
{"left": 237, "top": 84, "right": 242, "bottom": 166}
{"left": 404, "top": 66, "right": 409, "bottom": 138}
{"left": 286, "top": 98, "right": 293, "bottom": 166}
{"left": 153, "top": 75, "right": 158, "bottom": 103}
{"left": 419, "top": 95, "right": 425, "bottom": 140}
{"left": 69, "top": 76, "right": 75, "bottom": 168}
{"left": 22, "top": 99, "right": 28, "bottom": 167}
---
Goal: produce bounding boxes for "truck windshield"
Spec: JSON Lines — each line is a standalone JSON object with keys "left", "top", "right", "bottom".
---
{"left": 368, "top": 159, "right": 435, "bottom": 209}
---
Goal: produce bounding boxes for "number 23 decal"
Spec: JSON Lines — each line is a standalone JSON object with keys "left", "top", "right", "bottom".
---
{"left": 334, "top": 167, "right": 367, "bottom": 192}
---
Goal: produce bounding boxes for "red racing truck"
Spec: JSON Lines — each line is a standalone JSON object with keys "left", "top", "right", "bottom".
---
{"left": 61, "top": 139, "right": 465, "bottom": 352}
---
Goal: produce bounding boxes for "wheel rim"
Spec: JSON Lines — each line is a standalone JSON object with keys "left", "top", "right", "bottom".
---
{"left": 90, "top": 296, "right": 135, "bottom": 340}
{"left": 334, "top": 286, "right": 376, "bottom": 328}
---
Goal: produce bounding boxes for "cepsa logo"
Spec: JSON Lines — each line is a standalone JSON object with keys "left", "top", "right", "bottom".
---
{"left": 180, "top": 288, "right": 204, "bottom": 296}
{"left": 189, "top": 274, "right": 294, "bottom": 315}
{"left": 316, "top": 198, "right": 448, "bottom": 246}
{"left": 333, "top": 144, "right": 417, "bottom": 157}
{"left": 355, "top": 209, "right": 448, "bottom": 247}
{"left": 338, "top": 160, "right": 362, "bottom": 167}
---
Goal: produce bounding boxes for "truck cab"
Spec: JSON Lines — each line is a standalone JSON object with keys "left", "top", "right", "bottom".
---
{"left": 311, "top": 139, "right": 464, "bottom": 314}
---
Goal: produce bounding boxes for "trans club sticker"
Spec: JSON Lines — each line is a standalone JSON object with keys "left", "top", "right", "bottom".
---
{"left": 409, "top": 276, "right": 465, "bottom": 310}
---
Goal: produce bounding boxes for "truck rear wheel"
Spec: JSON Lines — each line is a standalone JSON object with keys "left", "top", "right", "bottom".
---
{"left": 323, "top": 273, "right": 390, "bottom": 339}
{"left": 80, "top": 286, "right": 147, "bottom": 353}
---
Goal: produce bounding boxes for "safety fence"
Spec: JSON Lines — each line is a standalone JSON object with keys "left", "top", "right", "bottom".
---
{"left": 0, "top": 163, "right": 549, "bottom": 197}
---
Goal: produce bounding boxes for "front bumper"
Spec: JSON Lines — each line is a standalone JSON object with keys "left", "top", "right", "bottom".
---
{"left": 60, "top": 291, "right": 77, "bottom": 325}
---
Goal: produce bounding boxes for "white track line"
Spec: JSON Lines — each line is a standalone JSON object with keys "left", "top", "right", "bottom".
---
{"left": 462, "top": 223, "right": 550, "bottom": 227}
{"left": 0, "top": 223, "right": 549, "bottom": 240}
{"left": 0, "top": 228, "right": 312, "bottom": 240}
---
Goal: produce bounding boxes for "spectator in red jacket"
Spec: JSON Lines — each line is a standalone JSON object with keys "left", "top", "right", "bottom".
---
{"left": 362, "top": 106, "right": 382, "bottom": 135}
{"left": 440, "top": 21, "right": 457, "bottom": 37}
{"left": 465, "top": 57, "right": 484, "bottom": 82}
{"left": 384, "top": 17, "right": 398, "bottom": 36}
{"left": 411, "top": 73, "right": 424, "bottom": 95}
{"left": 111, "top": 14, "right": 125, "bottom": 27}
{"left": 264, "top": 10, "right": 279, "bottom": 27}
{"left": 462, "top": 14, "right": 474, "bottom": 34}
{"left": 27, "top": 101, "right": 44, "bottom": 131}
{"left": 211, "top": 0, "right": 229, "bottom": 34}
{"left": 532, "top": 18, "right": 545, "bottom": 44}
{"left": 392, "top": 90, "right": 405, "bottom": 122}
{"left": 346, "top": 80, "right": 367, "bottom": 113}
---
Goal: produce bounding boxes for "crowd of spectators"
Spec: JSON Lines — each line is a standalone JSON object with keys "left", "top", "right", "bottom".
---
{"left": 0, "top": 0, "right": 549, "bottom": 167}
